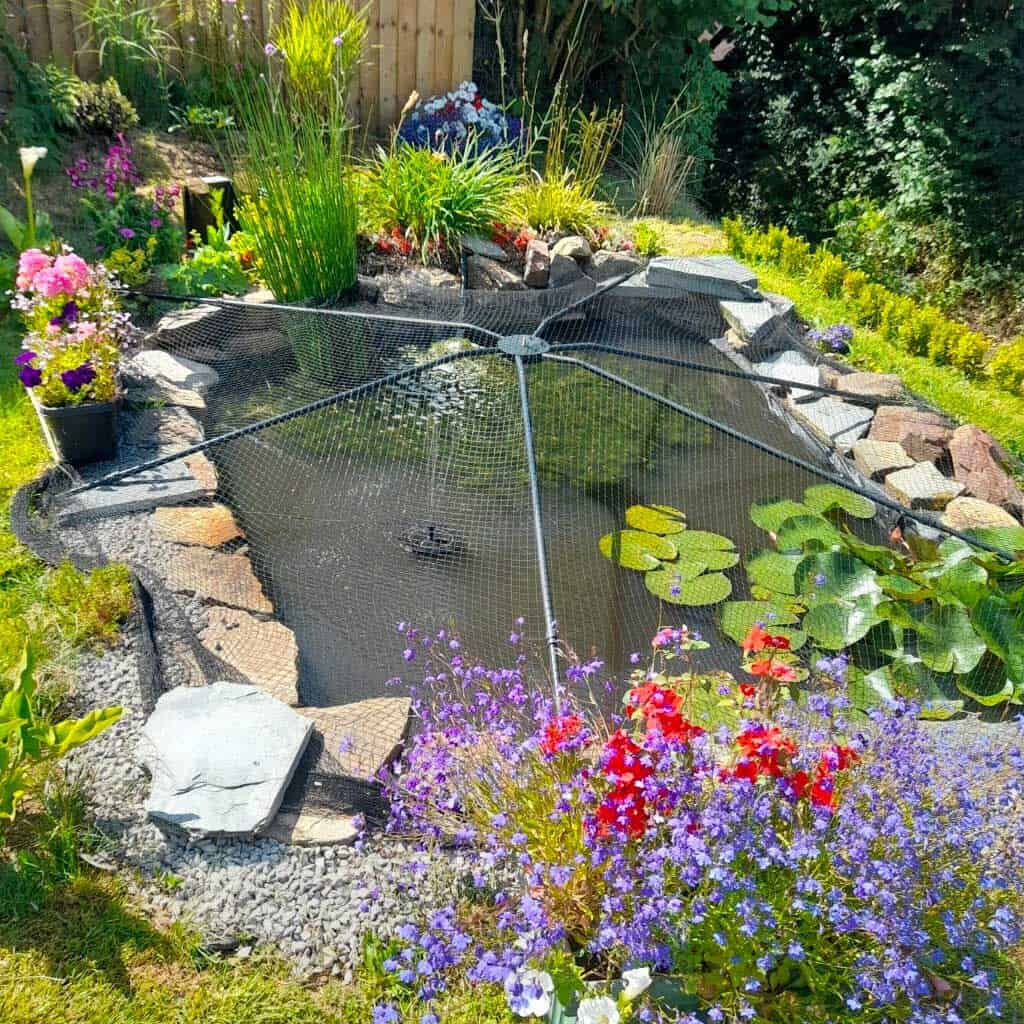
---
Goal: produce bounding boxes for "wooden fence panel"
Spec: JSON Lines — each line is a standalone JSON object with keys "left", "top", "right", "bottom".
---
{"left": 4, "top": 0, "right": 474, "bottom": 135}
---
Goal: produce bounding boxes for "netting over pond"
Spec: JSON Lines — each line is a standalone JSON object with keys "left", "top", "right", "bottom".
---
{"left": 42, "top": 277, "right": 1024, "bottom": 776}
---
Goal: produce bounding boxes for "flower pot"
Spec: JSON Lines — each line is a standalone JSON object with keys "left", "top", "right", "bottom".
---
{"left": 31, "top": 394, "right": 120, "bottom": 466}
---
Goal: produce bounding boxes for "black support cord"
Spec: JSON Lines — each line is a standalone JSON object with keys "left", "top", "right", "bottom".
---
{"left": 62, "top": 348, "right": 493, "bottom": 498}
{"left": 515, "top": 354, "right": 563, "bottom": 699}
{"left": 544, "top": 353, "right": 1017, "bottom": 561}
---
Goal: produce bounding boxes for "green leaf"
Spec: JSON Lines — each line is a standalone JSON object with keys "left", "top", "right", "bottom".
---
{"left": 795, "top": 550, "right": 882, "bottom": 603}
{"left": 934, "top": 558, "right": 989, "bottom": 606}
{"left": 971, "top": 597, "right": 1024, "bottom": 684}
{"left": 672, "top": 530, "right": 735, "bottom": 551}
{"left": 803, "top": 483, "right": 876, "bottom": 519}
{"left": 749, "top": 498, "right": 811, "bottom": 532}
{"left": 957, "top": 676, "right": 1015, "bottom": 707}
{"left": 720, "top": 601, "right": 800, "bottom": 644}
{"left": 745, "top": 550, "right": 800, "bottom": 595}
{"left": 51, "top": 707, "right": 123, "bottom": 757}
{"left": 775, "top": 514, "right": 841, "bottom": 552}
{"left": 964, "top": 525, "right": 1024, "bottom": 554}
{"left": 647, "top": 569, "right": 732, "bottom": 606}
{"left": 700, "top": 549, "right": 740, "bottom": 571}
{"left": 917, "top": 700, "right": 966, "bottom": 720}
{"left": 803, "top": 596, "right": 880, "bottom": 649}
{"left": 848, "top": 667, "right": 896, "bottom": 711}
{"left": 687, "top": 683, "right": 741, "bottom": 732}
{"left": 0, "top": 205, "right": 25, "bottom": 249}
{"left": 625, "top": 504, "right": 687, "bottom": 534}
{"left": 917, "top": 605, "right": 986, "bottom": 674}
{"left": 599, "top": 530, "right": 678, "bottom": 570}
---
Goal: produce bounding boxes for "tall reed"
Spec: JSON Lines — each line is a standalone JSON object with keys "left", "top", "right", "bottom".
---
{"left": 623, "top": 94, "right": 696, "bottom": 218}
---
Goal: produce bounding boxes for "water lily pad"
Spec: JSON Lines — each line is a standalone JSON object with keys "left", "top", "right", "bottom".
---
{"left": 720, "top": 601, "right": 800, "bottom": 644}
{"left": 647, "top": 568, "right": 732, "bottom": 606}
{"left": 700, "top": 549, "right": 740, "bottom": 571}
{"left": 916, "top": 605, "right": 986, "bottom": 674}
{"left": 803, "top": 483, "right": 876, "bottom": 519}
{"left": 964, "top": 525, "right": 1024, "bottom": 554}
{"left": 625, "top": 504, "right": 687, "bottom": 535}
{"left": 802, "top": 596, "right": 880, "bottom": 649}
{"left": 970, "top": 596, "right": 1024, "bottom": 685}
{"left": 795, "top": 551, "right": 882, "bottom": 604}
{"left": 599, "top": 530, "right": 678, "bottom": 570}
{"left": 673, "top": 530, "right": 735, "bottom": 552}
{"left": 775, "top": 514, "right": 841, "bottom": 552}
{"left": 957, "top": 675, "right": 1015, "bottom": 707}
{"left": 749, "top": 498, "right": 812, "bottom": 533}
{"left": 745, "top": 550, "right": 800, "bottom": 595}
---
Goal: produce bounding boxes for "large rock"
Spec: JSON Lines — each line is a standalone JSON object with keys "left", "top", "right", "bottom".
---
{"left": 885, "top": 461, "right": 965, "bottom": 510}
{"left": 941, "top": 496, "right": 1021, "bottom": 532}
{"left": 721, "top": 300, "right": 780, "bottom": 347}
{"left": 523, "top": 239, "right": 550, "bottom": 288}
{"left": 832, "top": 371, "right": 905, "bottom": 403}
{"left": 139, "top": 681, "right": 312, "bottom": 837}
{"left": 851, "top": 439, "right": 915, "bottom": 482}
{"left": 948, "top": 425, "right": 1024, "bottom": 516}
{"left": 126, "top": 380, "right": 207, "bottom": 413}
{"left": 185, "top": 452, "right": 218, "bottom": 493}
{"left": 152, "top": 503, "right": 242, "bottom": 548}
{"left": 465, "top": 254, "right": 526, "bottom": 291}
{"left": 791, "top": 396, "right": 874, "bottom": 452}
{"left": 56, "top": 459, "right": 209, "bottom": 525}
{"left": 550, "top": 235, "right": 592, "bottom": 263}
{"left": 460, "top": 234, "right": 508, "bottom": 262}
{"left": 587, "top": 250, "right": 644, "bottom": 282}
{"left": 199, "top": 606, "right": 299, "bottom": 705}
{"left": 756, "top": 349, "right": 822, "bottom": 402}
{"left": 296, "top": 697, "right": 411, "bottom": 782}
{"left": 647, "top": 255, "right": 758, "bottom": 300}
{"left": 149, "top": 303, "right": 227, "bottom": 351}
{"left": 164, "top": 548, "right": 273, "bottom": 614}
{"left": 380, "top": 266, "right": 460, "bottom": 306}
{"left": 128, "top": 350, "right": 219, "bottom": 392}
{"left": 868, "top": 406, "right": 953, "bottom": 464}
{"left": 124, "top": 407, "right": 204, "bottom": 450}
{"left": 549, "top": 253, "right": 585, "bottom": 288}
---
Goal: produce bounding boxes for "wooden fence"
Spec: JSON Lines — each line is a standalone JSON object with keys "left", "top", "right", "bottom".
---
{"left": 2, "top": 0, "right": 476, "bottom": 133}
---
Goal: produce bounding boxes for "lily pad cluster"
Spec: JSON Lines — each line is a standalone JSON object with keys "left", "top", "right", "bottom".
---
{"left": 599, "top": 505, "right": 738, "bottom": 606}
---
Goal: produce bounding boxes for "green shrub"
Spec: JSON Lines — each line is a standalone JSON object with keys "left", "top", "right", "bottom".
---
{"left": 989, "top": 338, "right": 1024, "bottom": 395}
{"left": 363, "top": 143, "right": 519, "bottom": 259}
{"left": 74, "top": 78, "right": 138, "bottom": 136}
{"left": 809, "top": 250, "right": 846, "bottom": 297}
{"left": 513, "top": 173, "right": 608, "bottom": 235}
{"left": 631, "top": 221, "right": 666, "bottom": 257}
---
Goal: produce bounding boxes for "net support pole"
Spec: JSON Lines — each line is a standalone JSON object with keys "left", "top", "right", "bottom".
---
{"left": 514, "top": 353, "right": 562, "bottom": 702}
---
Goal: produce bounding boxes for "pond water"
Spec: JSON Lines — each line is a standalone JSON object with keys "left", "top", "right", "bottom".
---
{"left": 202, "top": 296, "right": 843, "bottom": 709}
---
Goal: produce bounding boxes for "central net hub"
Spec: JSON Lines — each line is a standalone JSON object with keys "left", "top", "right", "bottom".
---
{"left": 498, "top": 334, "right": 550, "bottom": 357}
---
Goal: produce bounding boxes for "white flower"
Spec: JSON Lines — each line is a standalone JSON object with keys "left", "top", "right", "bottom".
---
{"left": 504, "top": 969, "right": 554, "bottom": 1018}
{"left": 577, "top": 996, "right": 620, "bottom": 1024}
{"left": 19, "top": 147, "right": 47, "bottom": 177}
{"left": 621, "top": 966, "right": 652, "bottom": 999}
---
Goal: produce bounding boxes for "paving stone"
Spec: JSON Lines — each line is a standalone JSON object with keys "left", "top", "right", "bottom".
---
{"left": 550, "top": 235, "right": 592, "bottom": 263}
{"left": 868, "top": 406, "right": 952, "bottom": 464}
{"left": 152, "top": 503, "right": 243, "bottom": 547}
{"left": 523, "top": 239, "right": 550, "bottom": 288}
{"left": 199, "top": 606, "right": 299, "bottom": 705}
{"left": 138, "top": 681, "right": 312, "bottom": 837}
{"left": 548, "top": 253, "right": 585, "bottom": 288}
{"left": 647, "top": 255, "right": 758, "bottom": 300}
{"left": 790, "top": 396, "right": 874, "bottom": 452}
{"left": 461, "top": 234, "right": 508, "bottom": 262}
{"left": 851, "top": 439, "right": 915, "bottom": 481}
{"left": 164, "top": 548, "right": 273, "bottom": 614}
{"left": 941, "top": 496, "right": 1021, "bottom": 531}
{"left": 465, "top": 255, "right": 526, "bottom": 291}
{"left": 722, "top": 300, "right": 778, "bottom": 344}
{"left": 762, "top": 291, "right": 795, "bottom": 318}
{"left": 124, "top": 407, "right": 204, "bottom": 450}
{"left": 948, "top": 425, "right": 1024, "bottom": 516}
{"left": 587, "top": 250, "right": 644, "bottom": 282}
{"left": 296, "top": 697, "right": 412, "bottom": 782}
{"left": 55, "top": 459, "right": 208, "bottom": 525}
{"left": 885, "top": 461, "right": 965, "bottom": 510}
{"left": 756, "top": 349, "right": 822, "bottom": 401}
{"left": 265, "top": 808, "right": 359, "bottom": 847}
{"left": 185, "top": 452, "right": 218, "bottom": 493}
{"left": 128, "top": 350, "right": 220, "bottom": 392}
{"left": 833, "top": 371, "right": 905, "bottom": 403}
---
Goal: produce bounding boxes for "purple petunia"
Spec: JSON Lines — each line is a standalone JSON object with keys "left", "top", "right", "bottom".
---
{"left": 18, "top": 365, "right": 42, "bottom": 388}
{"left": 60, "top": 361, "right": 97, "bottom": 393}
{"left": 14, "top": 349, "right": 37, "bottom": 366}
{"left": 49, "top": 299, "right": 80, "bottom": 329}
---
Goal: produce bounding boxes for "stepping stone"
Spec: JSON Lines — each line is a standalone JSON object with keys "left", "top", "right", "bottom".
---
{"left": 55, "top": 459, "right": 208, "bottom": 525}
{"left": 868, "top": 406, "right": 952, "bottom": 464}
{"left": 265, "top": 807, "right": 360, "bottom": 847}
{"left": 885, "top": 462, "right": 965, "bottom": 510}
{"left": 152, "top": 503, "right": 242, "bottom": 547}
{"left": 647, "top": 255, "right": 758, "bottom": 300}
{"left": 124, "top": 407, "right": 204, "bottom": 450}
{"left": 199, "top": 606, "right": 299, "bottom": 705}
{"left": 461, "top": 234, "right": 509, "bottom": 262}
{"left": 791, "top": 396, "right": 874, "bottom": 452}
{"left": 941, "top": 497, "right": 1021, "bottom": 531}
{"left": 756, "top": 349, "right": 822, "bottom": 401}
{"left": 296, "top": 697, "right": 412, "bottom": 782}
{"left": 128, "top": 350, "right": 220, "bottom": 392}
{"left": 138, "top": 681, "right": 313, "bottom": 837}
{"left": 833, "top": 371, "right": 905, "bottom": 403}
{"left": 722, "top": 300, "right": 779, "bottom": 345}
{"left": 164, "top": 548, "right": 273, "bottom": 614}
{"left": 851, "top": 439, "right": 915, "bottom": 482}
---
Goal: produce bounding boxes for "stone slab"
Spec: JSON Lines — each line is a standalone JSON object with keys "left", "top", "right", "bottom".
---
{"left": 941, "top": 496, "right": 1021, "bottom": 531}
{"left": 152, "top": 503, "right": 242, "bottom": 547}
{"left": 126, "top": 380, "right": 207, "bottom": 412}
{"left": 124, "top": 407, "right": 204, "bottom": 450}
{"left": 868, "top": 406, "right": 952, "bottom": 464}
{"left": 586, "top": 250, "right": 644, "bottom": 283}
{"left": 138, "top": 681, "right": 312, "bottom": 837}
{"left": 885, "top": 461, "right": 965, "bottom": 510}
{"left": 56, "top": 460, "right": 208, "bottom": 525}
{"left": 199, "top": 605, "right": 299, "bottom": 705}
{"left": 465, "top": 255, "right": 525, "bottom": 291}
{"left": 128, "top": 350, "right": 220, "bottom": 392}
{"left": 790, "top": 396, "right": 874, "bottom": 452}
{"left": 647, "top": 255, "right": 758, "bottom": 300}
{"left": 756, "top": 349, "right": 822, "bottom": 402}
{"left": 265, "top": 807, "right": 360, "bottom": 846}
{"left": 721, "top": 300, "right": 778, "bottom": 344}
{"left": 949, "top": 425, "right": 1024, "bottom": 516}
{"left": 832, "top": 371, "right": 905, "bottom": 403}
{"left": 461, "top": 234, "right": 509, "bottom": 262}
{"left": 851, "top": 439, "right": 915, "bottom": 482}
{"left": 164, "top": 548, "right": 273, "bottom": 614}
{"left": 296, "top": 697, "right": 412, "bottom": 782}
{"left": 185, "top": 452, "right": 218, "bottom": 493}
{"left": 549, "top": 253, "right": 585, "bottom": 288}
{"left": 550, "top": 235, "right": 592, "bottom": 263}
{"left": 149, "top": 303, "right": 228, "bottom": 351}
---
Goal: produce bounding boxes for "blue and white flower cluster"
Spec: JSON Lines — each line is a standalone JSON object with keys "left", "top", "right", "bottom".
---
{"left": 398, "top": 81, "right": 522, "bottom": 155}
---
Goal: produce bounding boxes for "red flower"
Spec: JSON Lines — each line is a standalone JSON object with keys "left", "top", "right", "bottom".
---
{"left": 788, "top": 769, "right": 810, "bottom": 799}
{"left": 734, "top": 724, "right": 798, "bottom": 780}
{"left": 741, "top": 624, "right": 770, "bottom": 654}
{"left": 539, "top": 714, "right": 584, "bottom": 755}
{"left": 602, "top": 730, "right": 652, "bottom": 784}
{"left": 627, "top": 683, "right": 704, "bottom": 744}
{"left": 739, "top": 683, "right": 757, "bottom": 698}
{"left": 747, "top": 658, "right": 797, "bottom": 682}
{"left": 595, "top": 784, "right": 648, "bottom": 838}
{"left": 810, "top": 774, "right": 835, "bottom": 809}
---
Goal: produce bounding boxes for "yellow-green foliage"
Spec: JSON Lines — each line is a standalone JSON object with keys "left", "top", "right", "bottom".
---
{"left": 989, "top": 337, "right": 1024, "bottom": 396}
{"left": 724, "top": 218, "right": 998, "bottom": 386}
{"left": 514, "top": 174, "right": 610, "bottom": 235}
{"left": 631, "top": 220, "right": 667, "bottom": 257}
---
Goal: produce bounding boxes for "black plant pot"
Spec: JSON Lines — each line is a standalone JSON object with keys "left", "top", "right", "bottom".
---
{"left": 32, "top": 396, "right": 120, "bottom": 466}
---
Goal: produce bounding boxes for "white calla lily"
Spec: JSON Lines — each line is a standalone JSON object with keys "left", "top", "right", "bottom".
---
{"left": 577, "top": 995, "right": 620, "bottom": 1024}
{"left": 621, "top": 965, "right": 652, "bottom": 999}
{"left": 19, "top": 147, "right": 47, "bottom": 178}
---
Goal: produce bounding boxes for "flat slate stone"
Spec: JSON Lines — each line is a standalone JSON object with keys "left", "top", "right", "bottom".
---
{"left": 56, "top": 459, "right": 208, "bottom": 525}
{"left": 152, "top": 503, "right": 243, "bottom": 547}
{"left": 265, "top": 808, "right": 360, "bottom": 847}
{"left": 851, "top": 439, "right": 915, "bottom": 481}
{"left": 587, "top": 250, "right": 644, "bottom": 282}
{"left": 138, "top": 681, "right": 313, "bottom": 837}
{"left": 164, "top": 548, "right": 273, "bottom": 614}
{"left": 150, "top": 303, "right": 227, "bottom": 350}
{"left": 647, "top": 255, "right": 758, "bottom": 300}
{"left": 791, "top": 396, "right": 874, "bottom": 452}
{"left": 833, "top": 371, "right": 905, "bottom": 403}
{"left": 465, "top": 255, "right": 525, "bottom": 291}
{"left": 124, "top": 407, "right": 204, "bottom": 450}
{"left": 126, "top": 380, "right": 207, "bottom": 412}
{"left": 461, "top": 234, "right": 509, "bottom": 262}
{"left": 885, "top": 461, "right": 965, "bottom": 510}
{"left": 756, "top": 349, "right": 822, "bottom": 402}
{"left": 296, "top": 697, "right": 411, "bottom": 782}
{"left": 199, "top": 606, "right": 299, "bottom": 705}
{"left": 129, "top": 350, "right": 219, "bottom": 392}
{"left": 722, "top": 300, "right": 778, "bottom": 344}
{"left": 185, "top": 452, "right": 218, "bottom": 493}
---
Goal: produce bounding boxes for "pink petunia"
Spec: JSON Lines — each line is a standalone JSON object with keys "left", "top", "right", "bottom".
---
{"left": 53, "top": 253, "right": 91, "bottom": 293}
{"left": 31, "top": 267, "right": 75, "bottom": 299}
{"left": 16, "top": 248, "right": 52, "bottom": 291}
